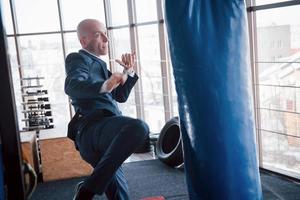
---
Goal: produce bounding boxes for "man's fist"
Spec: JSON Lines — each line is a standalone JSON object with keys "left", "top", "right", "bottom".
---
{"left": 106, "top": 72, "right": 127, "bottom": 91}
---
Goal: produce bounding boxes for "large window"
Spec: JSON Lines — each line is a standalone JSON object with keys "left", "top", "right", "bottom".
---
{"left": 3, "top": 0, "right": 176, "bottom": 140}
{"left": 249, "top": 0, "right": 300, "bottom": 178}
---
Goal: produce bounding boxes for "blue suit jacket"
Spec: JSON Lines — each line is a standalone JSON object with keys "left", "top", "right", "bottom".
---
{"left": 64, "top": 50, "right": 138, "bottom": 115}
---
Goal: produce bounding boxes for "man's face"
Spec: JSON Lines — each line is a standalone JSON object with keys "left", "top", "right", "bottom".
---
{"left": 81, "top": 22, "right": 108, "bottom": 56}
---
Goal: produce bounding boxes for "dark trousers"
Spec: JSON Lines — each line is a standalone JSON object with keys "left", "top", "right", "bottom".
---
{"left": 75, "top": 115, "right": 149, "bottom": 200}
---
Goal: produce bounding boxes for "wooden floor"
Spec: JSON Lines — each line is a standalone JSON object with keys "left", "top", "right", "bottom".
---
{"left": 22, "top": 137, "right": 157, "bottom": 181}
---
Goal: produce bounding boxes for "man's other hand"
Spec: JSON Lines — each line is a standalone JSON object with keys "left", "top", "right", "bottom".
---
{"left": 115, "top": 52, "right": 136, "bottom": 70}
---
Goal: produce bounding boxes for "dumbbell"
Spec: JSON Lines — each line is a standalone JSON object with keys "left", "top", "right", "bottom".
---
{"left": 39, "top": 104, "right": 51, "bottom": 109}
{"left": 37, "top": 90, "right": 48, "bottom": 94}
{"left": 28, "top": 99, "right": 38, "bottom": 102}
{"left": 44, "top": 111, "right": 52, "bottom": 116}
{"left": 28, "top": 106, "right": 38, "bottom": 109}
{"left": 45, "top": 125, "right": 54, "bottom": 129}
{"left": 38, "top": 97, "right": 49, "bottom": 102}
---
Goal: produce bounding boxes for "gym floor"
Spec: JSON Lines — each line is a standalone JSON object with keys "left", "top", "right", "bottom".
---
{"left": 125, "top": 147, "right": 156, "bottom": 163}
{"left": 30, "top": 158, "right": 300, "bottom": 200}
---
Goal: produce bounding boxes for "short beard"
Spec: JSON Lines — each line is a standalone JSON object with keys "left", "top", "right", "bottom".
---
{"left": 85, "top": 43, "right": 107, "bottom": 56}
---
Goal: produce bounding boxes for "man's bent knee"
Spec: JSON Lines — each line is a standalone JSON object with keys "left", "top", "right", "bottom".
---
{"left": 129, "top": 119, "right": 149, "bottom": 139}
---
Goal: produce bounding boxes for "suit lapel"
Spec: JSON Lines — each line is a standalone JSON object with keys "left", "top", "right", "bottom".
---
{"left": 79, "top": 50, "right": 109, "bottom": 79}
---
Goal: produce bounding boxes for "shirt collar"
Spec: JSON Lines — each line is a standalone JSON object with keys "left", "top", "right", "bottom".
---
{"left": 81, "top": 49, "right": 102, "bottom": 61}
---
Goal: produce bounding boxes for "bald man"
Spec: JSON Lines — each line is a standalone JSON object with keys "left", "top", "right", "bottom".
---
{"left": 64, "top": 19, "right": 149, "bottom": 200}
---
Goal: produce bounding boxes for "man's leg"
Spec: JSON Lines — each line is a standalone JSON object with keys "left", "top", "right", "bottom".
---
{"left": 105, "top": 167, "right": 130, "bottom": 200}
{"left": 77, "top": 116, "right": 149, "bottom": 198}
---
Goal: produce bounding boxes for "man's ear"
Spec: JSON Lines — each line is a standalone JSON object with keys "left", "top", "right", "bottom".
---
{"left": 80, "top": 37, "right": 87, "bottom": 48}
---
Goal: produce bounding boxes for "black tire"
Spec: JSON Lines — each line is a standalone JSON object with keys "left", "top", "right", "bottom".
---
{"left": 156, "top": 117, "right": 183, "bottom": 167}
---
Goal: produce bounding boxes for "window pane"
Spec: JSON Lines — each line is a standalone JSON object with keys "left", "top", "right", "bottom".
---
{"left": 260, "top": 109, "right": 299, "bottom": 137}
{"left": 256, "top": 5, "right": 300, "bottom": 27}
{"left": 60, "top": 0, "right": 105, "bottom": 31}
{"left": 110, "top": 0, "right": 129, "bottom": 26}
{"left": 256, "top": 5, "right": 300, "bottom": 62}
{"left": 144, "top": 101, "right": 165, "bottom": 133}
{"left": 6, "top": 37, "right": 23, "bottom": 132}
{"left": 109, "top": 28, "right": 131, "bottom": 57}
{"left": 2, "top": 0, "right": 14, "bottom": 34}
{"left": 135, "top": 0, "right": 157, "bottom": 23}
{"left": 141, "top": 74, "right": 165, "bottom": 132}
{"left": 118, "top": 94, "right": 137, "bottom": 118}
{"left": 259, "top": 85, "right": 300, "bottom": 112}
{"left": 19, "top": 35, "right": 63, "bottom": 70}
{"left": 258, "top": 62, "right": 300, "bottom": 86}
{"left": 18, "top": 34, "right": 69, "bottom": 139}
{"left": 170, "top": 63, "right": 179, "bottom": 117}
{"left": 138, "top": 25, "right": 164, "bottom": 132}
{"left": 14, "top": 0, "right": 60, "bottom": 33}
{"left": 261, "top": 131, "right": 300, "bottom": 178}
{"left": 109, "top": 28, "right": 131, "bottom": 70}
{"left": 138, "top": 25, "right": 161, "bottom": 76}
{"left": 64, "top": 32, "right": 81, "bottom": 55}
{"left": 165, "top": 38, "right": 178, "bottom": 118}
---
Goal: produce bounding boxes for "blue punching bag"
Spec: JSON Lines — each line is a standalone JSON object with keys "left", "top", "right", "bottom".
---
{"left": 165, "top": 0, "right": 262, "bottom": 199}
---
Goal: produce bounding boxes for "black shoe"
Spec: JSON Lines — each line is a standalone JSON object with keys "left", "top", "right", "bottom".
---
{"left": 73, "top": 181, "right": 94, "bottom": 200}
{"left": 73, "top": 181, "right": 84, "bottom": 200}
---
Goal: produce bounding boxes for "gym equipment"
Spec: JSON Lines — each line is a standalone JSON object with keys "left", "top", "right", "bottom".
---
{"left": 28, "top": 104, "right": 51, "bottom": 110}
{"left": 20, "top": 76, "right": 54, "bottom": 182}
{"left": 21, "top": 77, "right": 54, "bottom": 131}
{"left": 40, "top": 104, "right": 51, "bottom": 109}
{"left": 44, "top": 111, "right": 52, "bottom": 117}
{"left": 37, "top": 97, "right": 49, "bottom": 102}
{"left": 156, "top": 117, "right": 183, "bottom": 167}
{"left": 165, "top": 0, "right": 262, "bottom": 199}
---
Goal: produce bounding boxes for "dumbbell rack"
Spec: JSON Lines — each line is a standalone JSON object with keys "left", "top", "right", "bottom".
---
{"left": 20, "top": 76, "right": 54, "bottom": 182}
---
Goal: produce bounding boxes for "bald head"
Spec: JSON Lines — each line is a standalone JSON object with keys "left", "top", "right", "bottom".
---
{"left": 77, "top": 19, "right": 103, "bottom": 39}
